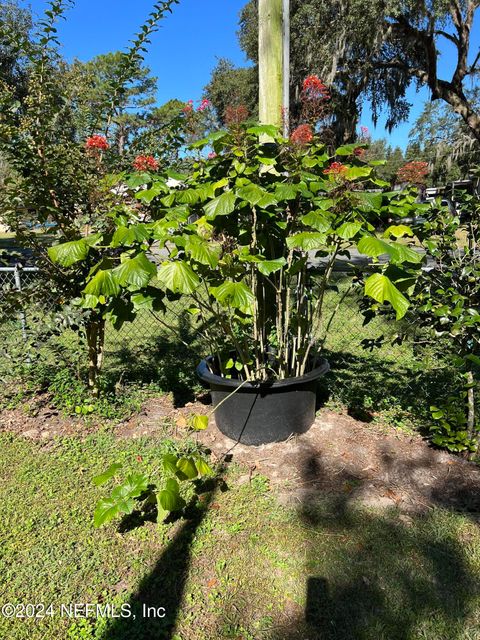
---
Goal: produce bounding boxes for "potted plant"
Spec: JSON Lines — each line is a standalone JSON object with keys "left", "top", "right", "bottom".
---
{"left": 49, "top": 119, "right": 423, "bottom": 444}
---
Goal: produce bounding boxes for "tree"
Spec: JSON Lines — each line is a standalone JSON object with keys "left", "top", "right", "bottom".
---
{"left": 0, "top": 0, "right": 181, "bottom": 395}
{"left": 204, "top": 58, "right": 257, "bottom": 126}
{"left": 0, "top": 0, "right": 31, "bottom": 99}
{"left": 213, "top": 0, "right": 480, "bottom": 144}
{"left": 69, "top": 52, "right": 157, "bottom": 156}
{"left": 406, "top": 91, "right": 480, "bottom": 183}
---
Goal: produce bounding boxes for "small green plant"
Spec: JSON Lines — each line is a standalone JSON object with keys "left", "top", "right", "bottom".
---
{"left": 93, "top": 439, "right": 214, "bottom": 528}
{"left": 429, "top": 397, "right": 479, "bottom": 453}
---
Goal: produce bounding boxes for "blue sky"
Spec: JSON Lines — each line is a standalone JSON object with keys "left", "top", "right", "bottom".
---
{"left": 22, "top": 0, "right": 479, "bottom": 150}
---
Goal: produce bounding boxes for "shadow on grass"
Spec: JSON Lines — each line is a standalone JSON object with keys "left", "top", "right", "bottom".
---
{"left": 100, "top": 474, "right": 225, "bottom": 640}
{"left": 259, "top": 448, "right": 479, "bottom": 640}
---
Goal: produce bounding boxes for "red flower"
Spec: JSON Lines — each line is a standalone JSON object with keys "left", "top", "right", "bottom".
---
{"left": 324, "top": 161, "right": 348, "bottom": 176}
{"left": 353, "top": 147, "right": 366, "bottom": 157}
{"left": 397, "top": 161, "right": 429, "bottom": 185}
{"left": 85, "top": 135, "right": 109, "bottom": 151}
{"left": 207, "top": 151, "right": 217, "bottom": 159}
{"left": 302, "top": 75, "right": 330, "bottom": 100}
{"left": 290, "top": 124, "right": 313, "bottom": 146}
{"left": 133, "top": 155, "right": 159, "bottom": 172}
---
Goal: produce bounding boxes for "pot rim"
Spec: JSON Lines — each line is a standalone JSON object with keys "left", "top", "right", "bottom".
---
{"left": 196, "top": 356, "right": 330, "bottom": 390}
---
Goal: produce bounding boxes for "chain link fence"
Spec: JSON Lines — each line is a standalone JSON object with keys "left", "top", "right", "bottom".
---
{"left": 0, "top": 262, "right": 416, "bottom": 369}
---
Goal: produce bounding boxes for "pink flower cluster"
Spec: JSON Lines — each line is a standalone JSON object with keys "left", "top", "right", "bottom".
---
{"left": 183, "top": 99, "right": 211, "bottom": 114}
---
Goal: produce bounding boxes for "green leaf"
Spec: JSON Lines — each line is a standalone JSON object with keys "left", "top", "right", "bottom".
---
{"left": 357, "top": 236, "right": 422, "bottom": 264}
{"left": 192, "top": 414, "right": 209, "bottom": 431}
{"left": 113, "top": 253, "right": 156, "bottom": 288}
{"left": 122, "top": 473, "right": 149, "bottom": 498}
{"left": 162, "top": 453, "right": 179, "bottom": 475}
{"left": 158, "top": 488, "right": 186, "bottom": 512}
{"left": 246, "top": 124, "right": 278, "bottom": 137}
{"left": 300, "top": 211, "right": 331, "bottom": 232}
{"left": 256, "top": 257, "right": 287, "bottom": 276}
{"left": 93, "top": 463, "right": 122, "bottom": 487}
{"left": 203, "top": 191, "right": 236, "bottom": 219}
{"left": 136, "top": 181, "right": 166, "bottom": 203}
{"left": 94, "top": 498, "right": 123, "bottom": 528}
{"left": 209, "top": 281, "right": 255, "bottom": 315}
{"left": 384, "top": 225, "right": 414, "bottom": 239}
{"left": 176, "top": 189, "right": 200, "bottom": 205}
{"left": 176, "top": 457, "right": 198, "bottom": 480}
{"left": 190, "top": 130, "right": 227, "bottom": 149}
{"left": 112, "top": 224, "right": 150, "bottom": 247}
{"left": 274, "top": 184, "right": 299, "bottom": 200}
{"left": 130, "top": 289, "right": 165, "bottom": 312}
{"left": 185, "top": 236, "right": 221, "bottom": 268}
{"left": 335, "top": 144, "right": 357, "bottom": 155}
{"left": 126, "top": 172, "right": 151, "bottom": 188}
{"left": 286, "top": 232, "right": 326, "bottom": 251}
{"left": 48, "top": 239, "right": 89, "bottom": 267}
{"left": 364, "top": 273, "right": 409, "bottom": 320}
{"left": 345, "top": 166, "right": 372, "bottom": 180}
{"left": 356, "top": 192, "right": 383, "bottom": 210}
{"left": 335, "top": 222, "right": 362, "bottom": 240}
{"left": 237, "top": 184, "right": 276, "bottom": 207}
{"left": 195, "top": 456, "right": 214, "bottom": 476}
{"left": 84, "top": 270, "right": 121, "bottom": 297}
{"left": 157, "top": 261, "right": 200, "bottom": 294}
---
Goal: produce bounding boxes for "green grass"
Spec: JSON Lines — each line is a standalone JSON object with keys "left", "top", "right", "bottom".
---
{"left": 0, "top": 431, "right": 479, "bottom": 640}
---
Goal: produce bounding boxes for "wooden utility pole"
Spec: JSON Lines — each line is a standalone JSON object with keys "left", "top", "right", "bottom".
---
{"left": 258, "top": 0, "right": 283, "bottom": 129}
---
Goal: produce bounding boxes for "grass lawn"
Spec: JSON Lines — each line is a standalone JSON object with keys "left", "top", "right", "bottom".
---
{"left": 1, "top": 430, "right": 479, "bottom": 640}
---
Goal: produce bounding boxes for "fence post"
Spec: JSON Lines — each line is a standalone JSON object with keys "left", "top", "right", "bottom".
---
{"left": 14, "top": 263, "right": 28, "bottom": 343}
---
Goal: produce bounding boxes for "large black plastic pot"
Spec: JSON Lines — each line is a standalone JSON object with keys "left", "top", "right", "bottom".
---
{"left": 196, "top": 357, "right": 330, "bottom": 446}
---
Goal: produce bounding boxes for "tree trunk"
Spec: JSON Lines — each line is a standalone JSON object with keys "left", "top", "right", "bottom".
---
{"left": 86, "top": 314, "right": 106, "bottom": 397}
{"left": 258, "top": 0, "right": 283, "bottom": 130}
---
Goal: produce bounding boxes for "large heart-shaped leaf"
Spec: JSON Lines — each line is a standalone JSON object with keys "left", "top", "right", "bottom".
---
{"left": 364, "top": 273, "right": 409, "bottom": 319}
{"left": 157, "top": 261, "right": 200, "bottom": 294}
{"left": 335, "top": 221, "right": 362, "bottom": 240}
{"left": 113, "top": 253, "right": 157, "bottom": 288}
{"left": 84, "top": 270, "right": 121, "bottom": 297}
{"left": 286, "top": 232, "right": 326, "bottom": 251}
{"left": 48, "top": 239, "right": 90, "bottom": 267}
{"left": 209, "top": 281, "right": 255, "bottom": 315}
{"left": 176, "top": 457, "right": 199, "bottom": 480}
{"left": 94, "top": 497, "right": 125, "bottom": 528}
{"left": 300, "top": 211, "right": 331, "bottom": 232}
{"left": 203, "top": 191, "right": 236, "bottom": 219}
{"left": 185, "top": 236, "right": 221, "bottom": 268}
{"left": 112, "top": 224, "right": 150, "bottom": 247}
{"left": 256, "top": 257, "right": 287, "bottom": 276}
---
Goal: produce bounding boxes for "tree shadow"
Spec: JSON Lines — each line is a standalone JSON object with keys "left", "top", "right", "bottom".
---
{"left": 262, "top": 447, "right": 480, "bottom": 640}
{"left": 99, "top": 474, "right": 226, "bottom": 640}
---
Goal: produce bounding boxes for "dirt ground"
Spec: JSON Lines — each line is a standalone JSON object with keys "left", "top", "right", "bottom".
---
{"left": 2, "top": 393, "right": 480, "bottom": 518}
